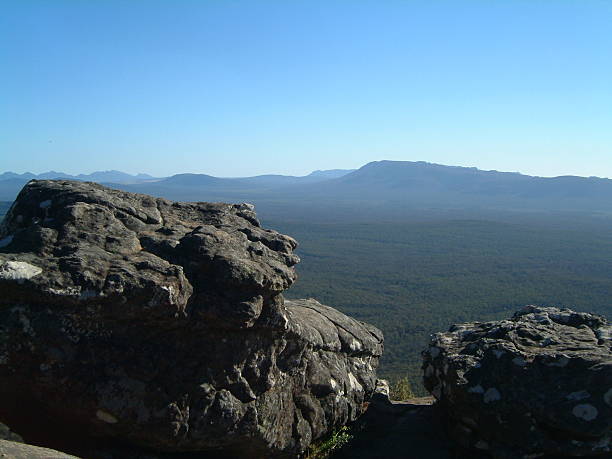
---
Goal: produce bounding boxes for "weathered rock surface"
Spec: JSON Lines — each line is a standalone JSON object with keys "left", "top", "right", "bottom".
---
{"left": 423, "top": 306, "right": 612, "bottom": 458}
{"left": 0, "top": 439, "right": 80, "bottom": 458}
{"left": 0, "top": 180, "right": 383, "bottom": 458}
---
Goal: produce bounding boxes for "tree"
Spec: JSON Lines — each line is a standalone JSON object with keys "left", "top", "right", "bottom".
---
{"left": 389, "top": 376, "right": 414, "bottom": 401}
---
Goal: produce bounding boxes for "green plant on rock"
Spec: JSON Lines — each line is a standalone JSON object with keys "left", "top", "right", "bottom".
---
{"left": 389, "top": 376, "right": 414, "bottom": 401}
{"left": 305, "top": 425, "right": 353, "bottom": 459}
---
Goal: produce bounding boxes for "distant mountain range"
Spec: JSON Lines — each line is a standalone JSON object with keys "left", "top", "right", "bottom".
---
{"left": 3, "top": 161, "right": 612, "bottom": 216}
{"left": 0, "top": 170, "right": 161, "bottom": 203}
{"left": 0, "top": 170, "right": 159, "bottom": 183}
{"left": 0, "top": 168, "right": 356, "bottom": 201}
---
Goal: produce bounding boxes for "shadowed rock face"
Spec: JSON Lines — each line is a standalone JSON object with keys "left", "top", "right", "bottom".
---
{"left": 0, "top": 180, "right": 383, "bottom": 458}
{"left": 423, "top": 306, "right": 612, "bottom": 459}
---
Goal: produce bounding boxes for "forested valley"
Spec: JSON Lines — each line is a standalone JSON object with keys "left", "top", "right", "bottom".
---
{"left": 267, "top": 215, "right": 612, "bottom": 393}
{"left": 3, "top": 179, "right": 612, "bottom": 394}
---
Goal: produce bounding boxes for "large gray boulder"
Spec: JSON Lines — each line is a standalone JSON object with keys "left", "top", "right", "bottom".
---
{"left": 423, "top": 306, "right": 612, "bottom": 458}
{"left": 0, "top": 180, "right": 383, "bottom": 458}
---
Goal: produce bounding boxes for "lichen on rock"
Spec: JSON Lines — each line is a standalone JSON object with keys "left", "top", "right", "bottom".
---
{"left": 423, "top": 305, "right": 612, "bottom": 458}
{"left": 0, "top": 180, "right": 383, "bottom": 458}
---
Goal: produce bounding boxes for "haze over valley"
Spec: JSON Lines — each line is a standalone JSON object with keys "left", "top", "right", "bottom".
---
{"left": 5, "top": 160, "right": 612, "bottom": 215}
{"left": 4, "top": 2, "right": 612, "bottom": 457}
{"left": 3, "top": 160, "right": 612, "bottom": 392}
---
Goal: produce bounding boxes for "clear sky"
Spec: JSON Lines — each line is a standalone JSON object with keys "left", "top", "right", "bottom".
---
{"left": 1, "top": 0, "right": 611, "bottom": 178}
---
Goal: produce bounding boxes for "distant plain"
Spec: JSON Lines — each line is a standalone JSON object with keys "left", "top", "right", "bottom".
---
{"left": 3, "top": 161, "right": 612, "bottom": 393}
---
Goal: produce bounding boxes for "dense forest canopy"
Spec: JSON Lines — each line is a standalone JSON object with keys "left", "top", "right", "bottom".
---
{"left": 3, "top": 169, "right": 612, "bottom": 394}
{"left": 267, "top": 216, "right": 612, "bottom": 393}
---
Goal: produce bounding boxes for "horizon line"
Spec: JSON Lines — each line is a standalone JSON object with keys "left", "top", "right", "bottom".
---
{"left": 2, "top": 159, "right": 612, "bottom": 181}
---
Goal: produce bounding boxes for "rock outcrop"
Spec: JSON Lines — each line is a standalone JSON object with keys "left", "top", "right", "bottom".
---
{"left": 423, "top": 306, "right": 612, "bottom": 458}
{"left": 0, "top": 439, "right": 80, "bottom": 459}
{"left": 0, "top": 180, "right": 383, "bottom": 458}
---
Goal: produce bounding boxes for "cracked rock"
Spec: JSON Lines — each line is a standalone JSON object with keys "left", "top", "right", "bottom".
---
{"left": 423, "top": 305, "right": 612, "bottom": 458}
{"left": 0, "top": 180, "right": 383, "bottom": 458}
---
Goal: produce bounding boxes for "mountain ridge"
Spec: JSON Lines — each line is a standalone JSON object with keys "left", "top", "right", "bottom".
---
{"left": 3, "top": 161, "right": 612, "bottom": 215}
{"left": 0, "top": 170, "right": 161, "bottom": 183}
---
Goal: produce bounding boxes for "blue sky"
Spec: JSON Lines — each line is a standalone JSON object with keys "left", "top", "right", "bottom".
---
{"left": 1, "top": 0, "right": 611, "bottom": 177}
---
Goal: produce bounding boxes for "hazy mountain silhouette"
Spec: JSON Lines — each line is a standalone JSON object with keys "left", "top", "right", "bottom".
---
{"left": 0, "top": 168, "right": 355, "bottom": 201}
{"left": 271, "top": 161, "right": 612, "bottom": 211}
{"left": 0, "top": 172, "right": 37, "bottom": 181}
{"left": 75, "top": 170, "right": 159, "bottom": 183}
{"left": 306, "top": 169, "right": 356, "bottom": 179}
{"left": 0, "top": 170, "right": 159, "bottom": 183}
{"left": 160, "top": 173, "right": 225, "bottom": 186}
{"left": 0, "top": 170, "right": 162, "bottom": 200}
{"left": 2, "top": 162, "right": 612, "bottom": 215}
{"left": 159, "top": 170, "right": 356, "bottom": 188}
